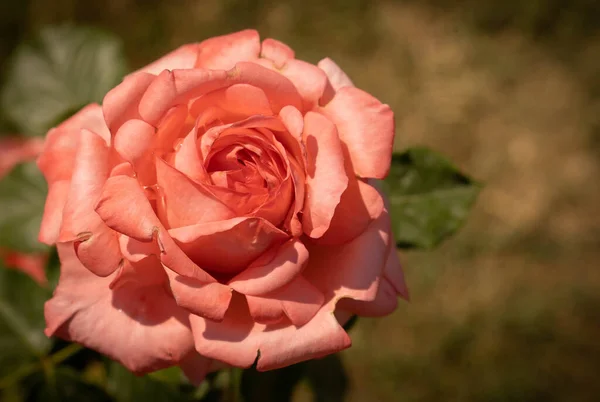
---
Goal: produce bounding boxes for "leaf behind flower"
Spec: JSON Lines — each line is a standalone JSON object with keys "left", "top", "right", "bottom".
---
{"left": 0, "top": 25, "right": 127, "bottom": 136}
{"left": 384, "top": 147, "right": 481, "bottom": 249}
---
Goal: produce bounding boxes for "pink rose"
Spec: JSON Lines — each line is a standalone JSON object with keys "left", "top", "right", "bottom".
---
{"left": 39, "top": 30, "right": 408, "bottom": 382}
{"left": 0, "top": 136, "right": 47, "bottom": 284}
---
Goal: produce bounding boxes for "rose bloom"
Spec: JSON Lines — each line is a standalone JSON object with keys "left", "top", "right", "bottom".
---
{"left": 38, "top": 30, "right": 408, "bottom": 383}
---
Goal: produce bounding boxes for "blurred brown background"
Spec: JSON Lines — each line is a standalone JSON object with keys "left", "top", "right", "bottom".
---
{"left": 2, "top": 0, "right": 599, "bottom": 401}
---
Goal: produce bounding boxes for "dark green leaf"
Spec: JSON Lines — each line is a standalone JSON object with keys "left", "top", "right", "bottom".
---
{"left": 0, "top": 267, "right": 51, "bottom": 380}
{"left": 0, "top": 162, "right": 48, "bottom": 253}
{"left": 383, "top": 147, "right": 480, "bottom": 249}
{"left": 1, "top": 25, "right": 127, "bottom": 136}
{"left": 25, "top": 367, "right": 112, "bottom": 402}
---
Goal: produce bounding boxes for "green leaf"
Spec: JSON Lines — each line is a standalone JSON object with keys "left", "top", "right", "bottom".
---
{"left": 383, "top": 147, "right": 480, "bottom": 249}
{"left": 0, "top": 162, "right": 48, "bottom": 253}
{"left": 0, "top": 267, "right": 51, "bottom": 380}
{"left": 1, "top": 25, "right": 127, "bottom": 136}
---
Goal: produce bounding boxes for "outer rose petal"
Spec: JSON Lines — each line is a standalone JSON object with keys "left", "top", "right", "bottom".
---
{"left": 229, "top": 62, "right": 304, "bottom": 114}
{"left": 195, "top": 30, "right": 261, "bottom": 70}
{"left": 336, "top": 245, "right": 407, "bottom": 317}
{"left": 179, "top": 352, "right": 213, "bottom": 386}
{"left": 39, "top": 181, "right": 71, "bottom": 244}
{"left": 319, "top": 86, "right": 394, "bottom": 179}
{"left": 317, "top": 175, "right": 384, "bottom": 245}
{"left": 45, "top": 244, "right": 194, "bottom": 374}
{"left": 135, "top": 44, "right": 200, "bottom": 75}
{"left": 317, "top": 58, "right": 354, "bottom": 91}
{"left": 190, "top": 293, "right": 351, "bottom": 370}
{"left": 102, "top": 72, "right": 156, "bottom": 132}
{"left": 383, "top": 245, "right": 410, "bottom": 301}
{"left": 37, "top": 104, "right": 110, "bottom": 244}
{"left": 304, "top": 199, "right": 393, "bottom": 303}
{"left": 279, "top": 60, "right": 334, "bottom": 110}
{"left": 275, "top": 275, "right": 324, "bottom": 327}
{"left": 51, "top": 103, "right": 111, "bottom": 145}
{"left": 136, "top": 69, "right": 229, "bottom": 127}
{"left": 302, "top": 112, "right": 348, "bottom": 238}
{"left": 58, "top": 129, "right": 121, "bottom": 276}
{"left": 260, "top": 38, "right": 295, "bottom": 69}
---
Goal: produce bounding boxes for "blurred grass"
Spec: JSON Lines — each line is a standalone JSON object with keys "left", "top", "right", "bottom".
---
{"left": 2, "top": 0, "right": 599, "bottom": 400}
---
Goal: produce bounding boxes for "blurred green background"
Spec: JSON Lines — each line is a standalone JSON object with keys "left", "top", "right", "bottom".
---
{"left": 1, "top": 0, "right": 599, "bottom": 401}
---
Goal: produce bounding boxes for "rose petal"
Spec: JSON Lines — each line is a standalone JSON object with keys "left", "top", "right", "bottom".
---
{"left": 109, "top": 254, "right": 166, "bottom": 290}
{"left": 155, "top": 157, "right": 235, "bottom": 228}
{"left": 164, "top": 269, "right": 232, "bottom": 322}
{"left": 136, "top": 44, "right": 200, "bottom": 75}
{"left": 45, "top": 243, "right": 194, "bottom": 374}
{"left": 252, "top": 176, "right": 294, "bottom": 227}
{"left": 383, "top": 243, "right": 409, "bottom": 301}
{"left": 53, "top": 103, "right": 111, "bottom": 145}
{"left": 137, "top": 69, "right": 229, "bottom": 126}
{"left": 179, "top": 352, "right": 213, "bottom": 386}
{"left": 302, "top": 112, "right": 348, "bottom": 238}
{"left": 113, "top": 119, "right": 156, "bottom": 165}
{"left": 195, "top": 30, "right": 261, "bottom": 70}
{"left": 280, "top": 60, "right": 334, "bottom": 110}
{"left": 189, "top": 84, "right": 273, "bottom": 120}
{"left": 168, "top": 217, "right": 289, "bottom": 275}
{"left": 94, "top": 175, "right": 217, "bottom": 284}
{"left": 277, "top": 275, "right": 324, "bottom": 327}
{"left": 317, "top": 58, "right": 354, "bottom": 91}
{"left": 95, "top": 175, "right": 161, "bottom": 242}
{"left": 58, "top": 129, "right": 121, "bottom": 276}
{"left": 189, "top": 293, "right": 351, "bottom": 370}
{"left": 245, "top": 295, "right": 286, "bottom": 324}
{"left": 39, "top": 181, "right": 71, "bottom": 245}
{"left": 155, "top": 104, "right": 191, "bottom": 152}
{"left": 278, "top": 106, "right": 304, "bottom": 143}
{"left": 304, "top": 201, "right": 392, "bottom": 303}
{"left": 229, "top": 62, "right": 303, "bottom": 113}
{"left": 103, "top": 72, "right": 156, "bottom": 132}
{"left": 319, "top": 86, "right": 394, "bottom": 179}
{"left": 336, "top": 277, "right": 398, "bottom": 317}
{"left": 228, "top": 239, "right": 308, "bottom": 296}
{"left": 172, "top": 127, "right": 209, "bottom": 183}
{"left": 38, "top": 105, "right": 108, "bottom": 244}
{"left": 260, "top": 38, "right": 295, "bottom": 69}
{"left": 119, "top": 235, "right": 159, "bottom": 263}
{"left": 317, "top": 175, "right": 384, "bottom": 245}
